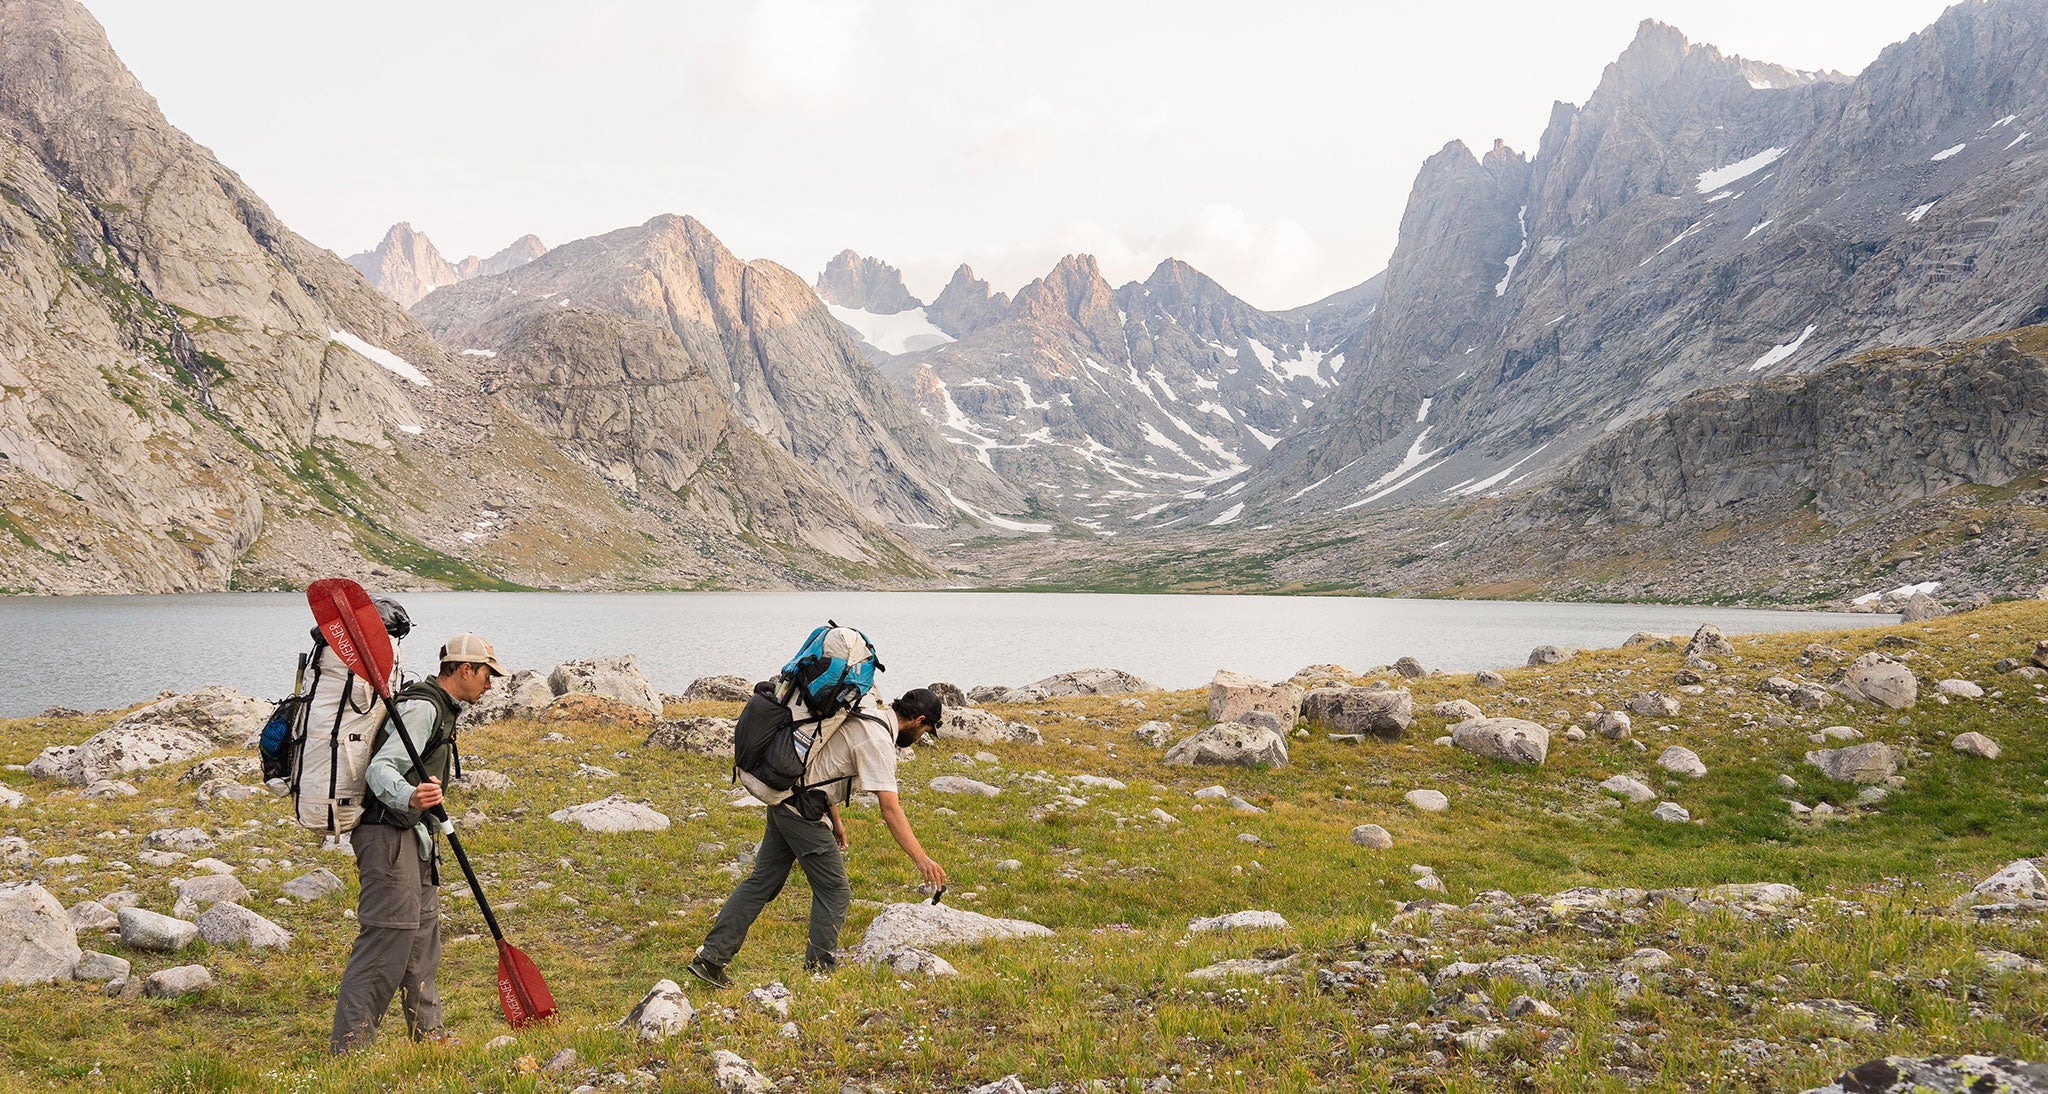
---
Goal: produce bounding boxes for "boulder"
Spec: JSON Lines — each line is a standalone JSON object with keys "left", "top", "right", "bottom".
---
{"left": 0, "top": 837, "right": 33, "bottom": 865}
{"left": 1652, "top": 802, "right": 1691, "bottom": 823}
{"left": 855, "top": 902, "right": 1051, "bottom": 956}
{"left": 0, "top": 883, "right": 83, "bottom": 985}
{"left": 1934, "top": 679, "right": 1984, "bottom": 699}
{"left": 1474, "top": 670, "right": 1508, "bottom": 688}
{"left": 1628, "top": 692, "right": 1681, "bottom": 717}
{"left": 682, "top": 675, "right": 754, "bottom": 702}
{"left": 548, "top": 795, "right": 671, "bottom": 833}
{"left": 72, "top": 951, "right": 129, "bottom": 982}
{"left": 0, "top": 786, "right": 22, "bottom": 809}
{"left": 117, "top": 907, "right": 198, "bottom": 952}
{"left": 1599, "top": 775, "right": 1656, "bottom": 803}
{"left": 1622, "top": 632, "right": 1669, "bottom": 647}
{"left": 1162, "top": 722, "right": 1288, "bottom": 768}
{"left": 1683, "top": 623, "right": 1736, "bottom": 660}
{"left": 928, "top": 776, "right": 1000, "bottom": 797}
{"left": 548, "top": 656, "right": 662, "bottom": 715}
{"left": 29, "top": 724, "right": 216, "bottom": 787}
{"left": 644, "top": 717, "right": 737, "bottom": 755}
{"left": 866, "top": 946, "right": 957, "bottom": 978}
{"left": 1789, "top": 683, "right": 1832, "bottom": 710}
{"left": 1132, "top": 721, "right": 1172, "bottom": 748}
{"left": 1392, "top": 656, "right": 1427, "bottom": 678}
{"left": 543, "top": 694, "right": 655, "bottom": 726}
{"left": 1405, "top": 789, "right": 1449, "bottom": 812}
{"left": 1449, "top": 718, "right": 1549, "bottom": 766}
{"left": 145, "top": 827, "right": 215, "bottom": 852}
{"left": 1657, "top": 746, "right": 1707, "bottom": 779}
{"left": 1349, "top": 824, "right": 1394, "bottom": 849}
{"left": 926, "top": 682, "right": 968, "bottom": 707}
{"left": 937, "top": 708, "right": 1042, "bottom": 746}
{"left": 451, "top": 769, "right": 515, "bottom": 792}
{"left": 143, "top": 964, "right": 212, "bottom": 999}
{"left": 1900, "top": 593, "right": 1947, "bottom": 622}
{"left": 1784, "top": 998, "right": 1882, "bottom": 1034}
{"left": 1702, "top": 883, "right": 1802, "bottom": 906}
{"left": 1207, "top": 670, "right": 1304, "bottom": 727}
{"left": 1302, "top": 687, "right": 1412, "bottom": 740}
{"left": 195, "top": 778, "right": 261, "bottom": 806}
{"left": 2033, "top": 639, "right": 2048, "bottom": 669}
{"left": 1004, "top": 669, "right": 1159, "bottom": 702}
{"left": 1588, "top": 711, "right": 1632, "bottom": 739}
{"left": 1797, "top": 1056, "right": 2048, "bottom": 1094}
{"left": 67, "top": 900, "right": 119, "bottom": 931}
{"left": 1526, "top": 645, "right": 1573, "bottom": 666}
{"left": 459, "top": 669, "right": 552, "bottom": 728}
{"left": 281, "top": 868, "right": 345, "bottom": 902}
{"left": 180, "top": 756, "right": 259, "bottom": 784}
{"left": 112, "top": 686, "right": 269, "bottom": 747}
{"left": 1963, "top": 860, "right": 2047, "bottom": 905}
{"left": 82, "top": 779, "right": 140, "bottom": 800}
{"left": 194, "top": 902, "right": 291, "bottom": 949}
{"left": 1951, "top": 732, "right": 2001, "bottom": 759}
{"left": 622, "top": 979, "right": 694, "bottom": 1041}
{"left": 172, "top": 874, "right": 251, "bottom": 919}
{"left": 1805, "top": 743, "right": 1899, "bottom": 784}
{"left": 1432, "top": 699, "right": 1483, "bottom": 722}
{"left": 744, "top": 981, "right": 792, "bottom": 1018}
{"left": 1837, "top": 653, "right": 1917, "bottom": 709}
{"left": 711, "top": 1049, "right": 773, "bottom": 1094}
{"left": 1187, "top": 910, "right": 1289, "bottom": 933}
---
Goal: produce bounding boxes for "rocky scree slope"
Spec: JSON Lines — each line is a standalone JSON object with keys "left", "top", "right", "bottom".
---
{"left": 414, "top": 216, "right": 1029, "bottom": 534}
{"left": 884, "top": 254, "right": 1377, "bottom": 526}
{"left": 1229, "top": 2, "right": 2048, "bottom": 526}
{"left": 0, "top": 0, "right": 920, "bottom": 593}
{"left": 345, "top": 223, "right": 546, "bottom": 310}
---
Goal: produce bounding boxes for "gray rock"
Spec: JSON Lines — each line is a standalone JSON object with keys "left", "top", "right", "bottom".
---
{"left": 710, "top": 1049, "right": 772, "bottom": 1094}
{"left": 1683, "top": 623, "right": 1736, "bottom": 660}
{"left": 1163, "top": 722, "right": 1288, "bottom": 768}
{"left": 180, "top": 756, "right": 259, "bottom": 784}
{"left": 928, "top": 776, "right": 1000, "bottom": 797}
{"left": 1588, "top": 710, "right": 1633, "bottom": 739}
{"left": 118, "top": 907, "right": 198, "bottom": 952}
{"left": 144, "top": 827, "right": 215, "bottom": 853}
{"left": 0, "top": 785, "right": 22, "bottom": 809}
{"left": 1805, "top": 743, "right": 1900, "bottom": 784}
{"left": 452, "top": 769, "right": 515, "bottom": 792}
{"left": 967, "top": 1077, "right": 1029, "bottom": 1094}
{"left": 1432, "top": 698, "right": 1484, "bottom": 721}
{"left": 1405, "top": 789, "right": 1449, "bottom": 812}
{"left": 1627, "top": 692, "right": 1681, "bottom": 717}
{"left": 744, "top": 981, "right": 793, "bottom": 1018}
{"left": 0, "top": 883, "right": 84, "bottom": 985}
{"left": 1783, "top": 998, "right": 1881, "bottom": 1033}
{"left": 926, "top": 682, "right": 968, "bottom": 707}
{"left": 683, "top": 675, "right": 754, "bottom": 703}
{"left": 1935, "top": 679, "right": 1984, "bottom": 699}
{"left": 1449, "top": 718, "right": 1549, "bottom": 766}
{"left": 1599, "top": 775, "right": 1656, "bottom": 803}
{"left": 855, "top": 902, "right": 1051, "bottom": 956}
{"left": 194, "top": 778, "right": 261, "bottom": 805}
{"left": 1901, "top": 593, "right": 1947, "bottom": 622}
{"left": 1703, "top": 882, "right": 1802, "bottom": 906}
{"left": 1349, "top": 824, "right": 1394, "bottom": 849}
{"left": 1527, "top": 645, "right": 1573, "bottom": 665}
{"left": 82, "top": 779, "right": 140, "bottom": 800}
{"left": 1838, "top": 653, "right": 1918, "bottom": 709}
{"left": 548, "top": 795, "right": 670, "bottom": 833}
{"left": 937, "top": 708, "right": 1042, "bottom": 746}
{"left": 1187, "top": 910, "right": 1289, "bottom": 933}
{"left": 866, "top": 946, "right": 958, "bottom": 978}
{"left": 1962, "top": 860, "right": 2047, "bottom": 905}
{"left": 548, "top": 656, "right": 662, "bottom": 716}
{"left": 194, "top": 902, "right": 291, "bottom": 949}
{"left": 143, "top": 964, "right": 212, "bottom": 999}
{"left": 1302, "top": 687, "right": 1413, "bottom": 739}
{"left": 1238, "top": 710, "right": 1286, "bottom": 732}
{"left": 1951, "top": 732, "right": 2000, "bottom": 759}
{"left": 644, "top": 717, "right": 737, "bottom": 755}
{"left": 72, "top": 950, "right": 129, "bottom": 982}
{"left": 67, "top": 900, "right": 119, "bottom": 931}
{"left": 1004, "top": 668, "right": 1159, "bottom": 701}
{"left": 1657, "top": 746, "right": 1708, "bottom": 778}
{"left": 1071, "top": 774, "right": 1125, "bottom": 790}
{"left": 543, "top": 1047, "right": 581, "bottom": 1074}
{"left": 621, "top": 978, "right": 693, "bottom": 1041}
{"left": 30, "top": 724, "right": 217, "bottom": 787}
{"left": 1208, "top": 670, "right": 1305, "bottom": 727}
{"left": 281, "top": 868, "right": 346, "bottom": 902}
{"left": 1392, "top": 656, "right": 1427, "bottom": 678}
{"left": 0, "top": 837, "right": 34, "bottom": 866}
{"left": 1132, "top": 721, "right": 1173, "bottom": 747}
{"left": 1187, "top": 956, "right": 1297, "bottom": 980}
{"left": 459, "top": 669, "right": 553, "bottom": 728}
{"left": 1652, "top": 801, "right": 1691, "bottom": 823}
{"left": 1475, "top": 670, "right": 1508, "bottom": 688}
{"left": 1797, "top": 1055, "right": 2048, "bottom": 1094}
{"left": 171, "top": 874, "right": 251, "bottom": 919}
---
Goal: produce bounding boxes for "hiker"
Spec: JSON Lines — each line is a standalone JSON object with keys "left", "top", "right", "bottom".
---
{"left": 329, "top": 632, "right": 503, "bottom": 1054}
{"left": 688, "top": 687, "right": 948, "bottom": 987}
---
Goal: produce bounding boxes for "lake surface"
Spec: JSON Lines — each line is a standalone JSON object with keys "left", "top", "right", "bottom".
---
{"left": 0, "top": 591, "right": 1893, "bottom": 718}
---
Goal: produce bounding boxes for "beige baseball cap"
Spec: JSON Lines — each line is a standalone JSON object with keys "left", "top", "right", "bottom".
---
{"left": 438, "top": 632, "right": 504, "bottom": 676}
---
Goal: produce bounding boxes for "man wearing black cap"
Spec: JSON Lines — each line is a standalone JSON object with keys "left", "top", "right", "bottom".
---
{"left": 330, "top": 632, "right": 503, "bottom": 1053}
{"left": 688, "top": 687, "right": 947, "bottom": 988}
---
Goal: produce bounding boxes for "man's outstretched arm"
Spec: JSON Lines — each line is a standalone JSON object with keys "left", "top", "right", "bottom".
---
{"left": 874, "top": 790, "right": 945, "bottom": 891}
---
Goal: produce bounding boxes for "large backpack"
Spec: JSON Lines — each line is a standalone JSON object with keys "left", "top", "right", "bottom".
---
{"left": 732, "top": 623, "right": 884, "bottom": 820}
{"left": 286, "top": 638, "right": 395, "bottom": 834}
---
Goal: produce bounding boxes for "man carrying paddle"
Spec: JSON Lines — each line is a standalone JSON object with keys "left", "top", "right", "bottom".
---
{"left": 688, "top": 688, "right": 948, "bottom": 988}
{"left": 329, "top": 632, "right": 502, "bottom": 1054}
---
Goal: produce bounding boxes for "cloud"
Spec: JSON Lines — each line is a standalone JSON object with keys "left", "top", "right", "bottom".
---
{"left": 732, "top": 0, "right": 870, "bottom": 110}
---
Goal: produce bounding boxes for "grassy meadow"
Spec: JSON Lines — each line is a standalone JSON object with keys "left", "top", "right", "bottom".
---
{"left": 1, "top": 603, "right": 2045, "bottom": 1092}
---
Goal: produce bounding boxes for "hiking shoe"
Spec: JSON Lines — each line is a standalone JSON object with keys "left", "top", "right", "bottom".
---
{"left": 686, "top": 956, "right": 730, "bottom": 989}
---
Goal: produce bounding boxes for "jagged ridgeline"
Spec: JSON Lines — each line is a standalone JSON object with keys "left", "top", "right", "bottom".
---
{"left": 0, "top": 0, "right": 1013, "bottom": 594}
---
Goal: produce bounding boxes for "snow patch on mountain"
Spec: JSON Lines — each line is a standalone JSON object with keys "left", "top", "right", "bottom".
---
{"left": 1749, "top": 325, "right": 1817, "bottom": 372}
{"left": 330, "top": 330, "right": 430, "bottom": 386}
{"left": 1694, "top": 147, "right": 1785, "bottom": 193}
{"left": 828, "top": 304, "right": 954, "bottom": 355}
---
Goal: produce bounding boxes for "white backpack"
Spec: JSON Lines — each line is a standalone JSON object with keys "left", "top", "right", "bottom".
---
{"left": 288, "top": 641, "right": 393, "bottom": 834}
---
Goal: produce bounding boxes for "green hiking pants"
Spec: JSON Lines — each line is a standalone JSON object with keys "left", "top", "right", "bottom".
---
{"left": 699, "top": 804, "right": 850, "bottom": 970}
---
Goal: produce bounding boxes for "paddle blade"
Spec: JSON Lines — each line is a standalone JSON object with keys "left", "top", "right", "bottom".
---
{"left": 306, "top": 578, "right": 394, "bottom": 696}
{"left": 497, "top": 940, "right": 555, "bottom": 1028}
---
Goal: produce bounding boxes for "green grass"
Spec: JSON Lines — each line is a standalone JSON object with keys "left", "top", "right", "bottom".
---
{"left": 1, "top": 606, "right": 2045, "bottom": 1091}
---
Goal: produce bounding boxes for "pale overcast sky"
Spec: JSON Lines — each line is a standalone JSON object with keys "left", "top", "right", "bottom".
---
{"left": 87, "top": 0, "right": 1955, "bottom": 311}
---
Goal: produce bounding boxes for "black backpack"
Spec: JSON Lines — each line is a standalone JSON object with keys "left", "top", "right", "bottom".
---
{"left": 733, "top": 681, "right": 882, "bottom": 821}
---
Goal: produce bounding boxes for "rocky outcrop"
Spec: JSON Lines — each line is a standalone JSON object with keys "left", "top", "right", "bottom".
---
{"left": 347, "top": 224, "right": 548, "bottom": 309}
{"left": 1162, "top": 722, "right": 1288, "bottom": 768}
{"left": 815, "top": 251, "right": 921, "bottom": 315}
{"left": 855, "top": 902, "right": 1052, "bottom": 956}
{"left": 0, "top": 883, "right": 82, "bottom": 985}
{"left": 925, "top": 265, "right": 1014, "bottom": 338}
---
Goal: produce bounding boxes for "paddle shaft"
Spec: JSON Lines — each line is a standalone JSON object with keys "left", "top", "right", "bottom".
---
{"left": 369, "top": 697, "right": 509, "bottom": 944}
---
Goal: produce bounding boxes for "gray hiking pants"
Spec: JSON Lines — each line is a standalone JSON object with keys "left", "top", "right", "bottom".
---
{"left": 330, "top": 821, "right": 442, "bottom": 1053}
{"left": 699, "top": 805, "right": 850, "bottom": 970}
